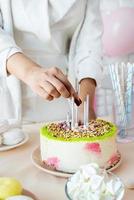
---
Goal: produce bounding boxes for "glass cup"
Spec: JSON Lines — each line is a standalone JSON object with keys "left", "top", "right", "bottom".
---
{"left": 112, "top": 85, "right": 134, "bottom": 143}
{"left": 99, "top": 63, "right": 134, "bottom": 143}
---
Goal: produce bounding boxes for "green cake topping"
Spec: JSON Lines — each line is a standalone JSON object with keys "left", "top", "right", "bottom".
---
{"left": 40, "top": 119, "right": 117, "bottom": 142}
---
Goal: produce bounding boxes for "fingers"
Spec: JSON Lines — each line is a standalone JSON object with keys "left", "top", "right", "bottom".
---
{"left": 45, "top": 75, "right": 70, "bottom": 98}
{"left": 31, "top": 66, "right": 82, "bottom": 104}
{"left": 35, "top": 86, "right": 54, "bottom": 101}
{"left": 49, "top": 67, "right": 82, "bottom": 104}
{"left": 40, "top": 81, "right": 60, "bottom": 98}
{"left": 56, "top": 70, "right": 73, "bottom": 92}
{"left": 74, "top": 96, "right": 82, "bottom": 106}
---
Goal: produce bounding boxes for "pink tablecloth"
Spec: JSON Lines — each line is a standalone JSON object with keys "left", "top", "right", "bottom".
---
{"left": 0, "top": 123, "right": 134, "bottom": 200}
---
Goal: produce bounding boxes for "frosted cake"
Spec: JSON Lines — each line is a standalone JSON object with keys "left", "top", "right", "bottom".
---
{"left": 40, "top": 119, "right": 119, "bottom": 173}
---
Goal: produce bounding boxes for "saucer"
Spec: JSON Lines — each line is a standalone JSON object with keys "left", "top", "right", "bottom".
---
{"left": 31, "top": 147, "right": 122, "bottom": 178}
{"left": 0, "top": 133, "right": 29, "bottom": 152}
{"left": 31, "top": 147, "right": 73, "bottom": 178}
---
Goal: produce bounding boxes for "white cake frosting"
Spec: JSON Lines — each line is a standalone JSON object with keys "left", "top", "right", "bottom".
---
{"left": 40, "top": 119, "right": 119, "bottom": 173}
{"left": 66, "top": 163, "right": 125, "bottom": 200}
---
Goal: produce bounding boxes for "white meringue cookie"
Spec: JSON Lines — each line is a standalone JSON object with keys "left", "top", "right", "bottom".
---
{"left": 106, "top": 178, "right": 122, "bottom": 195}
{"left": 6, "top": 195, "right": 34, "bottom": 200}
{"left": 80, "top": 163, "right": 99, "bottom": 180}
{"left": 0, "top": 120, "right": 9, "bottom": 134}
{"left": 90, "top": 175, "right": 104, "bottom": 192}
{"left": 67, "top": 163, "right": 125, "bottom": 200}
{"left": 2, "top": 128, "right": 25, "bottom": 146}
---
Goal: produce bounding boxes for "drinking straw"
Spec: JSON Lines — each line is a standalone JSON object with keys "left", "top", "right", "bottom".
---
{"left": 83, "top": 100, "right": 87, "bottom": 129}
{"left": 66, "top": 112, "right": 71, "bottom": 129}
{"left": 109, "top": 64, "right": 122, "bottom": 123}
{"left": 86, "top": 95, "right": 89, "bottom": 126}
{"left": 120, "top": 63, "right": 125, "bottom": 102}
{"left": 71, "top": 97, "right": 75, "bottom": 129}
{"left": 75, "top": 104, "right": 78, "bottom": 128}
{"left": 125, "top": 63, "right": 133, "bottom": 123}
{"left": 74, "top": 77, "right": 79, "bottom": 128}
{"left": 115, "top": 64, "right": 127, "bottom": 136}
{"left": 109, "top": 64, "right": 127, "bottom": 137}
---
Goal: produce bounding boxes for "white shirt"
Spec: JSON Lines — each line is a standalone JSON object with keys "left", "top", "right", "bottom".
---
{"left": 0, "top": 0, "right": 102, "bottom": 124}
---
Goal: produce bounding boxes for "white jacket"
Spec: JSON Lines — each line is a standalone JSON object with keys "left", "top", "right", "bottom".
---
{"left": 0, "top": 0, "right": 102, "bottom": 125}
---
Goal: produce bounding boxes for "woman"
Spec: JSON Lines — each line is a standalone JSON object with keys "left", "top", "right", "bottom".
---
{"left": 0, "top": 0, "right": 102, "bottom": 127}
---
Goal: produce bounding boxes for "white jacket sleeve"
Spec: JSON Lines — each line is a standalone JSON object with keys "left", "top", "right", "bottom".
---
{"left": 0, "top": 47, "right": 22, "bottom": 77}
{"left": 74, "top": 0, "right": 103, "bottom": 85}
{"left": 0, "top": 9, "right": 22, "bottom": 77}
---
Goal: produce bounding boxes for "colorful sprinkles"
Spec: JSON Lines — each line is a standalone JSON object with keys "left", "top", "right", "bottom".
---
{"left": 46, "top": 119, "right": 114, "bottom": 140}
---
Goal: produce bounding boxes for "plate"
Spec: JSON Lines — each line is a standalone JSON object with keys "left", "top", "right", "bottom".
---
{"left": 23, "top": 189, "right": 38, "bottom": 200}
{"left": 31, "top": 147, "right": 122, "bottom": 178}
{"left": 0, "top": 134, "right": 29, "bottom": 152}
{"left": 31, "top": 147, "right": 73, "bottom": 178}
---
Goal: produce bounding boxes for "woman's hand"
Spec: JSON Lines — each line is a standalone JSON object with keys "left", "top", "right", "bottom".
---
{"left": 78, "top": 107, "right": 96, "bottom": 125}
{"left": 7, "top": 53, "right": 81, "bottom": 103}
{"left": 78, "top": 78, "right": 96, "bottom": 124}
{"left": 26, "top": 66, "right": 78, "bottom": 101}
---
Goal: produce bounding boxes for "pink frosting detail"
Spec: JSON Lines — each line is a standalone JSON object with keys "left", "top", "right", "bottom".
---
{"left": 84, "top": 143, "right": 101, "bottom": 153}
{"left": 108, "top": 154, "right": 119, "bottom": 165}
{"left": 46, "top": 157, "right": 60, "bottom": 169}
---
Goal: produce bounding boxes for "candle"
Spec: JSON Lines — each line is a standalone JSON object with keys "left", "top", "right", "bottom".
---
{"left": 75, "top": 104, "right": 78, "bottom": 128}
{"left": 71, "top": 97, "right": 75, "bottom": 129}
{"left": 83, "top": 100, "right": 87, "bottom": 129}
{"left": 66, "top": 112, "right": 71, "bottom": 129}
{"left": 86, "top": 95, "right": 89, "bottom": 126}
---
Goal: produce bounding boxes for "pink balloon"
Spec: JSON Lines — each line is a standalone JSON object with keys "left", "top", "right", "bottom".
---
{"left": 102, "top": 8, "right": 134, "bottom": 57}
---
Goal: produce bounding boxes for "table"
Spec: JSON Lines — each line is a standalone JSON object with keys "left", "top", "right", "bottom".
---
{"left": 0, "top": 123, "right": 134, "bottom": 200}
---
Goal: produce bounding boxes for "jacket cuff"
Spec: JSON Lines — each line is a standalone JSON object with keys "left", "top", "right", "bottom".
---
{"left": 76, "top": 54, "right": 102, "bottom": 87}
{"left": 77, "top": 58, "right": 102, "bottom": 87}
{"left": 0, "top": 47, "right": 22, "bottom": 77}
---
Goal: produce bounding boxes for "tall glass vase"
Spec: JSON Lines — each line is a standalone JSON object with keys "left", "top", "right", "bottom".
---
{"left": 110, "top": 63, "right": 134, "bottom": 143}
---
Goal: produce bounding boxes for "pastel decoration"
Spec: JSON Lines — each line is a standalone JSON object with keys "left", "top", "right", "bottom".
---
{"left": 102, "top": 8, "right": 134, "bottom": 56}
{"left": 46, "top": 157, "right": 60, "bottom": 169}
{"left": 84, "top": 143, "right": 101, "bottom": 153}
